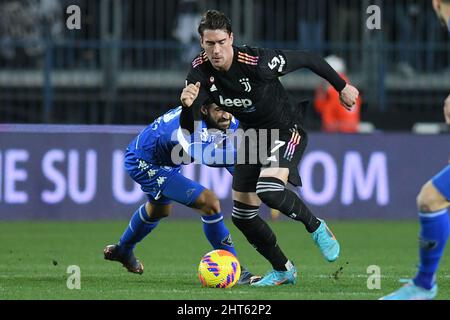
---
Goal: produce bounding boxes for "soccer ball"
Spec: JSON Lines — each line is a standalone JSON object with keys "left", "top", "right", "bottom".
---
{"left": 198, "top": 249, "right": 241, "bottom": 288}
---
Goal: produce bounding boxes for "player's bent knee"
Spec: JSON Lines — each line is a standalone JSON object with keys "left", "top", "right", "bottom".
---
{"left": 232, "top": 190, "right": 261, "bottom": 207}
{"left": 417, "top": 181, "right": 448, "bottom": 213}
{"left": 145, "top": 202, "right": 171, "bottom": 219}
{"left": 256, "top": 178, "right": 285, "bottom": 208}
{"left": 194, "top": 189, "right": 221, "bottom": 215}
{"left": 256, "top": 190, "right": 280, "bottom": 208}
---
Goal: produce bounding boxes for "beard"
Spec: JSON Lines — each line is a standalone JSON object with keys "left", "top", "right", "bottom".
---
{"left": 203, "top": 115, "right": 230, "bottom": 131}
{"left": 215, "top": 119, "right": 231, "bottom": 130}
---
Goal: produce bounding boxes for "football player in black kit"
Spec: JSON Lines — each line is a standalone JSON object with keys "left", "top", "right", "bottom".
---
{"left": 180, "top": 10, "right": 359, "bottom": 286}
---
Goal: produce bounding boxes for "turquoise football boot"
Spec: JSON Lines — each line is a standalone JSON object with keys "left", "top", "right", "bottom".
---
{"left": 250, "top": 265, "right": 297, "bottom": 287}
{"left": 311, "top": 219, "right": 340, "bottom": 262}
{"left": 379, "top": 280, "right": 437, "bottom": 300}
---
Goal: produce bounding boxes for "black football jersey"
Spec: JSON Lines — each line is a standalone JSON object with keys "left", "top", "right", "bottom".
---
{"left": 186, "top": 45, "right": 346, "bottom": 130}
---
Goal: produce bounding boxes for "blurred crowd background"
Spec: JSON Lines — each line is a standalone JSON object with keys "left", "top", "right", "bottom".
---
{"left": 0, "top": 0, "right": 449, "bottom": 131}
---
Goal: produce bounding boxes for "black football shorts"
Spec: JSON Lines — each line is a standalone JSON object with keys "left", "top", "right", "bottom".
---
{"left": 232, "top": 124, "right": 308, "bottom": 193}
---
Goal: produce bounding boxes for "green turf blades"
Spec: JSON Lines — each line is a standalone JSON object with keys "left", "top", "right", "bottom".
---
{"left": 0, "top": 220, "right": 449, "bottom": 300}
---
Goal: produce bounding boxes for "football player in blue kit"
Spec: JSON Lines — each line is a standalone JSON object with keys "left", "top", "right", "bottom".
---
{"left": 103, "top": 89, "right": 258, "bottom": 284}
{"left": 380, "top": 0, "right": 450, "bottom": 300}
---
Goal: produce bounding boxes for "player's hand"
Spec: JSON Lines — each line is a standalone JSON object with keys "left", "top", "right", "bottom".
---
{"left": 180, "top": 82, "right": 201, "bottom": 108}
{"left": 339, "top": 84, "right": 359, "bottom": 111}
{"left": 444, "top": 94, "right": 450, "bottom": 125}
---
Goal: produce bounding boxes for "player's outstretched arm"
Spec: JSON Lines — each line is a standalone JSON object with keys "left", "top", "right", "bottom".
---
{"left": 285, "top": 51, "right": 359, "bottom": 111}
{"left": 265, "top": 49, "right": 358, "bottom": 110}
{"left": 272, "top": 50, "right": 346, "bottom": 90}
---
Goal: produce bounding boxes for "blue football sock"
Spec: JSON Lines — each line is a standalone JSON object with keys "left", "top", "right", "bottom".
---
{"left": 202, "top": 213, "right": 237, "bottom": 257}
{"left": 118, "top": 204, "right": 160, "bottom": 254}
{"left": 413, "top": 208, "right": 449, "bottom": 290}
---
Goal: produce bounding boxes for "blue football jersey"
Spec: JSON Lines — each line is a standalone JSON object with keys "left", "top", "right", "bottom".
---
{"left": 128, "top": 106, "right": 239, "bottom": 169}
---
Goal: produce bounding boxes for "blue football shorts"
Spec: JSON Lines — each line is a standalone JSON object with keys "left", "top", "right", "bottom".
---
{"left": 432, "top": 164, "right": 450, "bottom": 201}
{"left": 124, "top": 150, "right": 205, "bottom": 206}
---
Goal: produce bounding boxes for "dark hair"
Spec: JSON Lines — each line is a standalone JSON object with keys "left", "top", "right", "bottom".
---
{"left": 197, "top": 10, "right": 232, "bottom": 36}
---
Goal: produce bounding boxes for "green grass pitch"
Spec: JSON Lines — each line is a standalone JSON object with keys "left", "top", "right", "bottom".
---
{"left": 1, "top": 219, "right": 449, "bottom": 300}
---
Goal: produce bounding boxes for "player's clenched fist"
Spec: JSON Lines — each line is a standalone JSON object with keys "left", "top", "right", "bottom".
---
{"left": 339, "top": 84, "right": 359, "bottom": 112}
{"left": 180, "top": 82, "right": 201, "bottom": 108}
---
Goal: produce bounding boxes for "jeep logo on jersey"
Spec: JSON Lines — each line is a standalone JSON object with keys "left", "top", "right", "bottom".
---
{"left": 219, "top": 95, "right": 253, "bottom": 109}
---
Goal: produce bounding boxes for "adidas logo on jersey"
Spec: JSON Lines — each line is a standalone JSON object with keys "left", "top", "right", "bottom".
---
{"left": 219, "top": 95, "right": 253, "bottom": 108}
